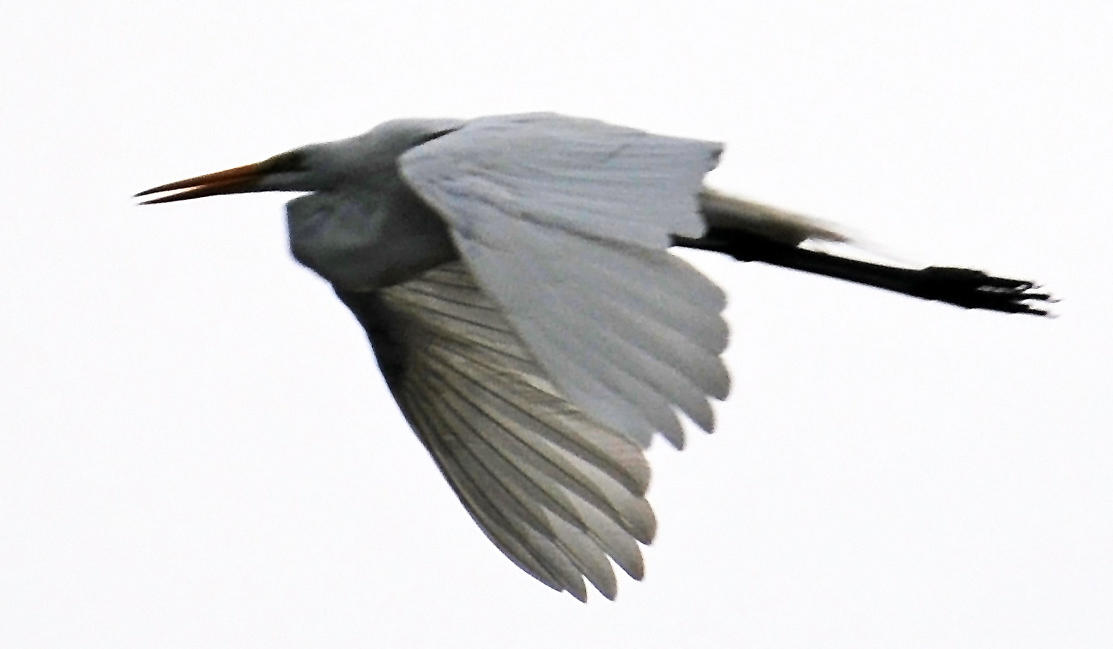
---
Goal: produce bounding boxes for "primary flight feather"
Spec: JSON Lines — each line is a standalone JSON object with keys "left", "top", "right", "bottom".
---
{"left": 137, "top": 112, "right": 1052, "bottom": 600}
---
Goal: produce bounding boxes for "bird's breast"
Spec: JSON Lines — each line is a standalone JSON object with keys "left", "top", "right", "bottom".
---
{"left": 286, "top": 185, "right": 457, "bottom": 291}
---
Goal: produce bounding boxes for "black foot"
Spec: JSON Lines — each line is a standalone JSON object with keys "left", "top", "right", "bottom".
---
{"left": 917, "top": 267, "right": 1056, "bottom": 316}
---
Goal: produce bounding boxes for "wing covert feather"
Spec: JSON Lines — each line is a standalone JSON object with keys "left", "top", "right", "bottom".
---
{"left": 401, "top": 113, "right": 720, "bottom": 247}
{"left": 399, "top": 113, "right": 729, "bottom": 448}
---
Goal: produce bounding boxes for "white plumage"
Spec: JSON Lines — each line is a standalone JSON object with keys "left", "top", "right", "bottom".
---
{"left": 137, "top": 112, "right": 1052, "bottom": 601}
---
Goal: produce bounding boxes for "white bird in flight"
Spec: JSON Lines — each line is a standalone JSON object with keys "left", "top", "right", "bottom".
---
{"left": 138, "top": 113, "right": 1052, "bottom": 601}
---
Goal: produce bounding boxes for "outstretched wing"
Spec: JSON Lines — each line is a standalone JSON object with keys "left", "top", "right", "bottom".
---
{"left": 337, "top": 263, "right": 657, "bottom": 600}
{"left": 398, "top": 113, "right": 729, "bottom": 448}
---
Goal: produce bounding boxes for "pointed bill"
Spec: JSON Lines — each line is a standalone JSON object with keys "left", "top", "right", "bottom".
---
{"left": 135, "top": 150, "right": 305, "bottom": 204}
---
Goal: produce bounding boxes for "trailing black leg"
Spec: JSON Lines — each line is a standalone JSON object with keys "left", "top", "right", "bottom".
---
{"left": 673, "top": 229, "right": 1054, "bottom": 316}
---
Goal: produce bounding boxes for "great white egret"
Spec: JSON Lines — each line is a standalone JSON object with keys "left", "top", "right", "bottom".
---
{"left": 137, "top": 113, "right": 1052, "bottom": 600}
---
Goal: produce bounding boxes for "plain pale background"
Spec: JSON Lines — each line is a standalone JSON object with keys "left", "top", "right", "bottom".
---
{"left": 2, "top": 2, "right": 1110, "bottom": 647}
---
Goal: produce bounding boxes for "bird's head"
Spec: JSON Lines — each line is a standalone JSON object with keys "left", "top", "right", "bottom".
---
{"left": 136, "top": 120, "right": 462, "bottom": 205}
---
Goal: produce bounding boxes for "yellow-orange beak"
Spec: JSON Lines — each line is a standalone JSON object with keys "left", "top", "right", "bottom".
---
{"left": 135, "top": 160, "right": 273, "bottom": 204}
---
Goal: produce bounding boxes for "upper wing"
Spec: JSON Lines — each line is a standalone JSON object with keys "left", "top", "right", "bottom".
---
{"left": 398, "top": 113, "right": 729, "bottom": 448}
{"left": 337, "top": 263, "right": 657, "bottom": 600}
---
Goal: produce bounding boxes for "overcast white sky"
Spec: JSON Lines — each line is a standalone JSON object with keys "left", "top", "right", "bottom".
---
{"left": 2, "top": 2, "right": 1111, "bottom": 647}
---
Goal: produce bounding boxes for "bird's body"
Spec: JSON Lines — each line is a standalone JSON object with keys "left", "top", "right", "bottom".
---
{"left": 285, "top": 154, "right": 458, "bottom": 289}
{"left": 283, "top": 119, "right": 464, "bottom": 289}
{"left": 138, "top": 113, "right": 1052, "bottom": 600}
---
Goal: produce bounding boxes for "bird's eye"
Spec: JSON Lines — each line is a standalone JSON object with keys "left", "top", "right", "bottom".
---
{"left": 266, "top": 150, "right": 308, "bottom": 173}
